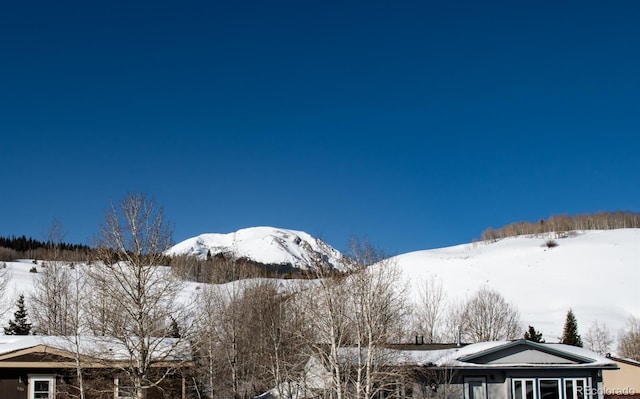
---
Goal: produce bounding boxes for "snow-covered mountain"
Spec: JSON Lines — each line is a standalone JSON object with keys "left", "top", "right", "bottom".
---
{"left": 393, "top": 229, "right": 640, "bottom": 343}
{"left": 166, "top": 226, "right": 347, "bottom": 271}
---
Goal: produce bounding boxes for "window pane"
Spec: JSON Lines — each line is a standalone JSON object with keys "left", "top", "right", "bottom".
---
{"left": 565, "top": 380, "right": 574, "bottom": 399}
{"left": 540, "top": 380, "right": 560, "bottom": 399}
{"left": 34, "top": 380, "right": 50, "bottom": 391}
{"left": 526, "top": 381, "right": 535, "bottom": 399}
{"left": 512, "top": 379, "right": 537, "bottom": 399}
{"left": 576, "top": 380, "right": 585, "bottom": 399}
{"left": 469, "top": 380, "right": 486, "bottom": 399}
{"left": 514, "top": 381, "right": 523, "bottom": 399}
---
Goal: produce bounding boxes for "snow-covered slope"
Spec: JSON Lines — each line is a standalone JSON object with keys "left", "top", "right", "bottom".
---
{"left": 394, "top": 229, "right": 640, "bottom": 343}
{"left": 166, "top": 226, "right": 347, "bottom": 271}
{"left": 3, "top": 229, "right": 637, "bottom": 347}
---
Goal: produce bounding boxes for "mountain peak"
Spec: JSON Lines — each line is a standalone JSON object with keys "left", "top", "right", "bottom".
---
{"left": 167, "top": 226, "right": 347, "bottom": 271}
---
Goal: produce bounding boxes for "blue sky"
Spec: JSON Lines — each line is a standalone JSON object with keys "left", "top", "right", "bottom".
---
{"left": 1, "top": 1, "right": 639, "bottom": 255}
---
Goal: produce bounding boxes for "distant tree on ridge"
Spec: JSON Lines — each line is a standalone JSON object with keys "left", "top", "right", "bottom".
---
{"left": 524, "top": 325, "right": 544, "bottom": 343}
{"left": 561, "top": 309, "right": 583, "bottom": 347}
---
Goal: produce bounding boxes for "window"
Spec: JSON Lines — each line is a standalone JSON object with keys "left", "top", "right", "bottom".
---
{"left": 115, "top": 378, "right": 136, "bottom": 399}
{"left": 29, "top": 375, "right": 54, "bottom": 399}
{"left": 465, "top": 378, "right": 487, "bottom": 399}
{"left": 539, "top": 379, "right": 561, "bottom": 399}
{"left": 512, "top": 378, "right": 591, "bottom": 399}
{"left": 565, "top": 378, "right": 588, "bottom": 399}
{"left": 513, "top": 379, "right": 536, "bottom": 399}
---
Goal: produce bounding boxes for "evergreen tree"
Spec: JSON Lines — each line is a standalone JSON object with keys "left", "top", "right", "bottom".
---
{"left": 4, "top": 294, "right": 32, "bottom": 335}
{"left": 168, "top": 316, "right": 181, "bottom": 338}
{"left": 524, "top": 325, "right": 545, "bottom": 343}
{"left": 561, "top": 309, "right": 583, "bottom": 347}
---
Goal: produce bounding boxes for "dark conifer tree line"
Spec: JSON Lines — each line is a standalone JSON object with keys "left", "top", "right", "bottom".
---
{"left": 0, "top": 234, "right": 91, "bottom": 261}
{"left": 0, "top": 234, "right": 90, "bottom": 252}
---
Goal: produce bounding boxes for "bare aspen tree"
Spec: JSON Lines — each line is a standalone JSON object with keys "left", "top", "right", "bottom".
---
{"left": 68, "top": 266, "right": 90, "bottom": 399}
{"left": 90, "top": 193, "right": 189, "bottom": 399}
{"left": 618, "top": 316, "right": 640, "bottom": 361}
{"left": 49, "top": 266, "right": 90, "bottom": 399}
{"left": 196, "top": 282, "right": 234, "bottom": 398}
{"left": 462, "top": 287, "right": 521, "bottom": 342}
{"left": 195, "top": 254, "right": 256, "bottom": 399}
{"left": 300, "top": 266, "right": 352, "bottom": 399}
{"left": 32, "top": 266, "right": 90, "bottom": 398}
{"left": 414, "top": 275, "right": 446, "bottom": 343}
{"left": 85, "top": 277, "right": 127, "bottom": 336}
{"left": 218, "top": 280, "right": 250, "bottom": 399}
{"left": 584, "top": 321, "right": 613, "bottom": 356}
{"left": 31, "top": 219, "right": 72, "bottom": 335}
{"left": 346, "top": 239, "right": 409, "bottom": 399}
{"left": 28, "top": 220, "right": 90, "bottom": 398}
{"left": 0, "top": 266, "right": 8, "bottom": 317}
{"left": 0, "top": 236, "right": 10, "bottom": 316}
{"left": 196, "top": 278, "right": 299, "bottom": 399}
{"left": 45, "top": 218, "right": 65, "bottom": 253}
{"left": 479, "top": 211, "right": 640, "bottom": 241}
{"left": 0, "top": 219, "right": 17, "bottom": 317}
{"left": 299, "top": 239, "right": 409, "bottom": 399}
{"left": 30, "top": 262, "right": 71, "bottom": 335}
{"left": 442, "top": 299, "right": 465, "bottom": 344}
{"left": 274, "top": 284, "right": 319, "bottom": 399}
{"left": 247, "top": 280, "right": 309, "bottom": 399}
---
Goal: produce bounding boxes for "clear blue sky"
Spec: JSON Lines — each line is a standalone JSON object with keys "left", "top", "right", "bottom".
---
{"left": 2, "top": 1, "right": 639, "bottom": 255}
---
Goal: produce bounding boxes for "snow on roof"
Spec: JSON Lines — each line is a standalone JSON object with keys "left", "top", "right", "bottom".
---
{"left": 263, "top": 340, "right": 618, "bottom": 399}
{"left": 337, "top": 340, "right": 618, "bottom": 369}
{"left": 0, "top": 335, "right": 191, "bottom": 361}
{"left": 540, "top": 342, "right": 618, "bottom": 366}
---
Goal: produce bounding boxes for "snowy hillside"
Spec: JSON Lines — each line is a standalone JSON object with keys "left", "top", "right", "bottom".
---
{"left": 166, "top": 226, "right": 347, "bottom": 271}
{"left": 394, "top": 229, "right": 640, "bottom": 343}
{"left": 2, "top": 229, "right": 637, "bottom": 347}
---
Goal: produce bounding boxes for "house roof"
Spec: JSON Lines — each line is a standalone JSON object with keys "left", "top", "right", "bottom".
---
{"left": 457, "top": 340, "right": 603, "bottom": 364}
{"left": 337, "top": 339, "right": 618, "bottom": 370}
{"left": 261, "top": 340, "right": 619, "bottom": 399}
{"left": 0, "top": 335, "right": 192, "bottom": 368}
{"left": 606, "top": 354, "right": 640, "bottom": 367}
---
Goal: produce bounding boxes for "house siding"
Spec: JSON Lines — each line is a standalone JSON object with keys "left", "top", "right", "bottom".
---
{"left": 472, "top": 348, "right": 578, "bottom": 365}
{"left": 603, "top": 360, "right": 640, "bottom": 397}
{"left": 0, "top": 366, "right": 188, "bottom": 399}
{"left": 425, "top": 369, "right": 605, "bottom": 399}
{"left": 0, "top": 369, "right": 27, "bottom": 399}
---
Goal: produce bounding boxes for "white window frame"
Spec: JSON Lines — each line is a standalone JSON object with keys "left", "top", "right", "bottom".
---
{"left": 114, "top": 377, "right": 136, "bottom": 399}
{"left": 564, "top": 378, "right": 591, "bottom": 399}
{"left": 29, "top": 375, "right": 55, "bottom": 399}
{"left": 464, "top": 377, "right": 487, "bottom": 399}
{"left": 510, "top": 377, "right": 593, "bottom": 399}
{"left": 538, "top": 378, "right": 562, "bottom": 399}
{"left": 512, "top": 378, "right": 537, "bottom": 399}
